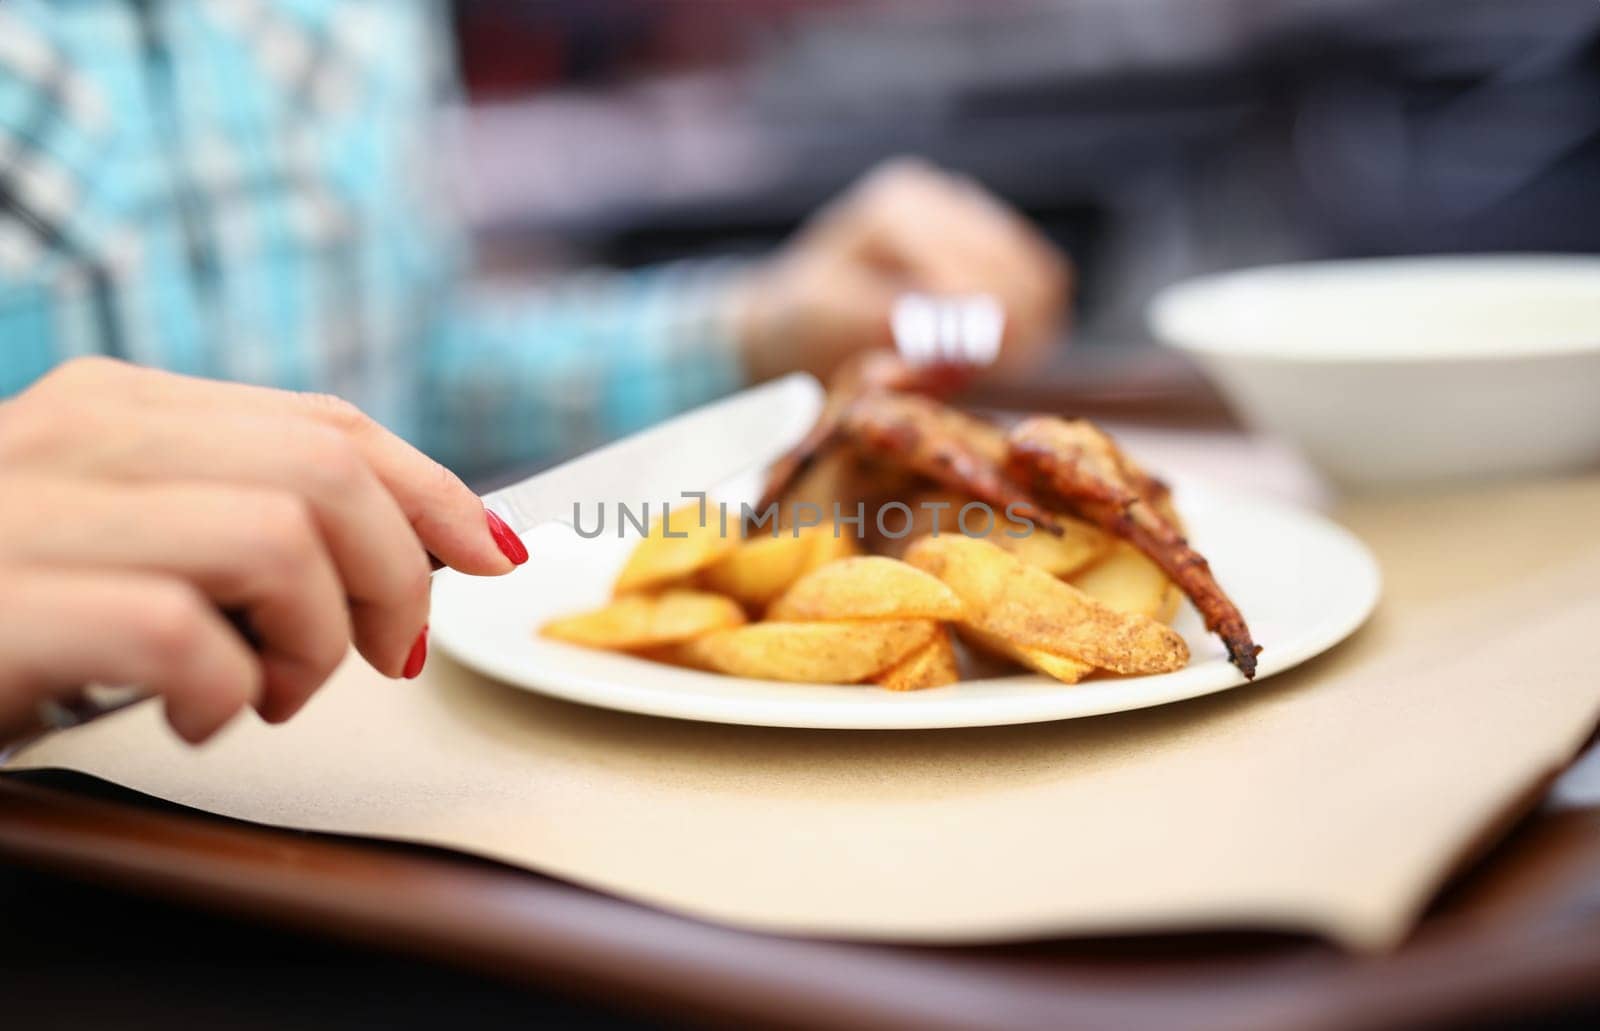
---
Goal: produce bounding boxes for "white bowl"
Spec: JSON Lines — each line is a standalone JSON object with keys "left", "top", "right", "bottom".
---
{"left": 1149, "top": 255, "right": 1600, "bottom": 489}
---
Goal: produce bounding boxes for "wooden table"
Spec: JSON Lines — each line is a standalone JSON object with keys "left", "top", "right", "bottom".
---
{"left": 4, "top": 769, "right": 1600, "bottom": 1030}
{"left": 4, "top": 367, "right": 1599, "bottom": 1029}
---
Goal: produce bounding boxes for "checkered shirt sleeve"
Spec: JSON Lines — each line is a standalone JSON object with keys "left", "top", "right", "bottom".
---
{"left": 0, "top": 0, "right": 748, "bottom": 480}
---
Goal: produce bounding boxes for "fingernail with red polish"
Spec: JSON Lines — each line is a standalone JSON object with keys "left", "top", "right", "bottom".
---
{"left": 403, "top": 626, "right": 428, "bottom": 679}
{"left": 486, "top": 510, "right": 528, "bottom": 565}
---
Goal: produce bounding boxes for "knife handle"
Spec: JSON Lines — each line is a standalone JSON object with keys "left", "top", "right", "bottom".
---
{"left": 34, "top": 683, "right": 149, "bottom": 732}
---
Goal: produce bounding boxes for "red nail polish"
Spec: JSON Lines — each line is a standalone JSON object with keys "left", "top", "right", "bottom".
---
{"left": 403, "top": 626, "right": 428, "bottom": 679}
{"left": 486, "top": 510, "right": 528, "bottom": 565}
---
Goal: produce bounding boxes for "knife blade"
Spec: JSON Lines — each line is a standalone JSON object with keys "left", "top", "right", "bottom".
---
{"left": 480, "top": 372, "right": 823, "bottom": 535}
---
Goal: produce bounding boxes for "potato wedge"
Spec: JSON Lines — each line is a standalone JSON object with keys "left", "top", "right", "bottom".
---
{"left": 542, "top": 590, "right": 746, "bottom": 650}
{"left": 957, "top": 626, "right": 1093, "bottom": 685}
{"left": 1069, "top": 542, "right": 1181, "bottom": 624}
{"left": 698, "top": 524, "right": 865, "bottom": 608}
{"left": 875, "top": 627, "right": 960, "bottom": 691}
{"left": 699, "top": 527, "right": 827, "bottom": 608}
{"left": 677, "top": 620, "right": 937, "bottom": 683}
{"left": 905, "top": 535, "right": 1188, "bottom": 675}
{"left": 1000, "top": 516, "right": 1108, "bottom": 577}
{"left": 893, "top": 491, "right": 1107, "bottom": 576}
{"left": 804, "top": 524, "right": 863, "bottom": 571}
{"left": 613, "top": 501, "right": 739, "bottom": 595}
{"left": 768, "top": 556, "right": 964, "bottom": 623}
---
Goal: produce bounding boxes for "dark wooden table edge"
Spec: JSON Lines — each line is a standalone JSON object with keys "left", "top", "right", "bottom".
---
{"left": 4, "top": 769, "right": 1600, "bottom": 1031}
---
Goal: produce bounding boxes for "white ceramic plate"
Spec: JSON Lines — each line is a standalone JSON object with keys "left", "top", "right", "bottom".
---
{"left": 432, "top": 474, "right": 1380, "bottom": 730}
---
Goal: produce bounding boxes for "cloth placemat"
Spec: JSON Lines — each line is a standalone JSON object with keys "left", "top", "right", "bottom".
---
{"left": 9, "top": 478, "right": 1600, "bottom": 950}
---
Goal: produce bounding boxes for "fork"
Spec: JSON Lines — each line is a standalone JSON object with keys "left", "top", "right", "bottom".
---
{"left": 891, "top": 292, "right": 1005, "bottom": 368}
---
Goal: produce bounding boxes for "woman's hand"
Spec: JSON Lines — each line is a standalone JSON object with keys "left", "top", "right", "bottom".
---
{"left": 733, "top": 158, "right": 1072, "bottom": 383}
{"left": 0, "top": 358, "right": 528, "bottom": 743}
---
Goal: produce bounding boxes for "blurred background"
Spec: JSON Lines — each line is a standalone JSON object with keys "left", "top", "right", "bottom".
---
{"left": 448, "top": 0, "right": 1600, "bottom": 410}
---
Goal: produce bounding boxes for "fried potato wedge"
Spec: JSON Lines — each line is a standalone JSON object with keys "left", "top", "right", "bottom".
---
{"left": 875, "top": 627, "right": 960, "bottom": 691}
{"left": 805, "top": 523, "right": 863, "bottom": 571}
{"left": 958, "top": 626, "right": 1093, "bottom": 685}
{"left": 612, "top": 501, "right": 739, "bottom": 595}
{"left": 905, "top": 534, "right": 1189, "bottom": 676}
{"left": 768, "top": 556, "right": 964, "bottom": 623}
{"left": 677, "top": 620, "right": 937, "bottom": 683}
{"left": 1069, "top": 542, "right": 1181, "bottom": 624}
{"left": 700, "top": 527, "right": 826, "bottom": 608}
{"left": 894, "top": 491, "right": 1107, "bottom": 576}
{"left": 698, "top": 524, "right": 865, "bottom": 608}
{"left": 542, "top": 590, "right": 746, "bottom": 650}
{"left": 1001, "top": 516, "right": 1109, "bottom": 578}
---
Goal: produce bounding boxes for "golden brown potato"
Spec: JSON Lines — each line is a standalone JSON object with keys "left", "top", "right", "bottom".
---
{"left": 1069, "top": 542, "right": 1181, "bottom": 624}
{"left": 874, "top": 627, "right": 960, "bottom": 691}
{"left": 699, "top": 527, "right": 827, "bottom": 608}
{"left": 957, "top": 626, "right": 1093, "bottom": 685}
{"left": 1000, "top": 516, "right": 1108, "bottom": 578}
{"left": 905, "top": 534, "right": 1188, "bottom": 676}
{"left": 698, "top": 523, "right": 866, "bottom": 609}
{"left": 769, "top": 556, "right": 964, "bottom": 623}
{"left": 804, "top": 524, "right": 863, "bottom": 571}
{"left": 676, "top": 620, "right": 937, "bottom": 683}
{"left": 891, "top": 491, "right": 1107, "bottom": 576}
{"left": 612, "top": 501, "right": 740, "bottom": 595}
{"left": 542, "top": 590, "right": 747, "bottom": 650}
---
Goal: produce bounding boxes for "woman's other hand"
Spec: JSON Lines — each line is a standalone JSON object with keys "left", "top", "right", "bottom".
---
{"left": 0, "top": 358, "right": 528, "bottom": 744}
{"left": 733, "top": 158, "right": 1072, "bottom": 383}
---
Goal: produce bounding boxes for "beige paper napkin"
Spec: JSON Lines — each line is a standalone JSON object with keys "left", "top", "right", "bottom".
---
{"left": 9, "top": 478, "right": 1600, "bottom": 950}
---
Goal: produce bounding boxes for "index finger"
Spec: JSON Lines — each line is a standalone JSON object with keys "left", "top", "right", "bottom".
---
{"left": 109, "top": 364, "right": 527, "bottom": 575}
{"left": 291, "top": 392, "right": 527, "bottom": 575}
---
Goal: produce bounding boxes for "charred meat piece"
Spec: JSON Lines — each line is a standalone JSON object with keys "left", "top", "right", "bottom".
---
{"left": 759, "top": 355, "right": 1259, "bottom": 677}
{"left": 757, "top": 353, "right": 972, "bottom": 512}
{"left": 1005, "top": 417, "right": 1261, "bottom": 678}
{"left": 839, "top": 393, "right": 1060, "bottom": 534}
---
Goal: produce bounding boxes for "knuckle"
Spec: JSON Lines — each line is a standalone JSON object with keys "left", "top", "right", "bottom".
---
{"left": 297, "top": 391, "right": 371, "bottom": 433}
{"left": 421, "top": 454, "right": 468, "bottom": 505}
{"left": 45, "top": 355, "right": 127, "bottom": 391}
{"left": 298, "top": 424, "right": 365, "bottom": 494}
{"left": 370, "top": 535, "right": 433, "bottom": 613}
{"left": 0, "top": 358, "right": 127, "bottom": 460}
{"left": 396, "top": 550, "right": 431, "bottom": 604}
{"left": 0, "top": 395, "right": 87, "bottom": 465}
{"left": 30, "top": 358, "right": 136, "bottom": 414}
{"left": 869, "top": 155, "right": 939, "bottom": 191}
{"left": 253, "top": 494, "right": 320, "bottom": 577}
{"left": 213, "top": 668, "right": 258, "bottom": 713}
{"left": 853, "top": 158, "right": 939, "bottom": 217}
{"left": 134, "top": 584, "right": 211, "bottom": 669}
{"left": 306, "top": 630, "right": 348, "bottom": 681}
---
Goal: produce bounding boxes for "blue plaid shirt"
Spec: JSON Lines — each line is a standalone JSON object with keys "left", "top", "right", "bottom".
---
{"left": 0, "top": 0, "right": 745, "bottom": 478}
